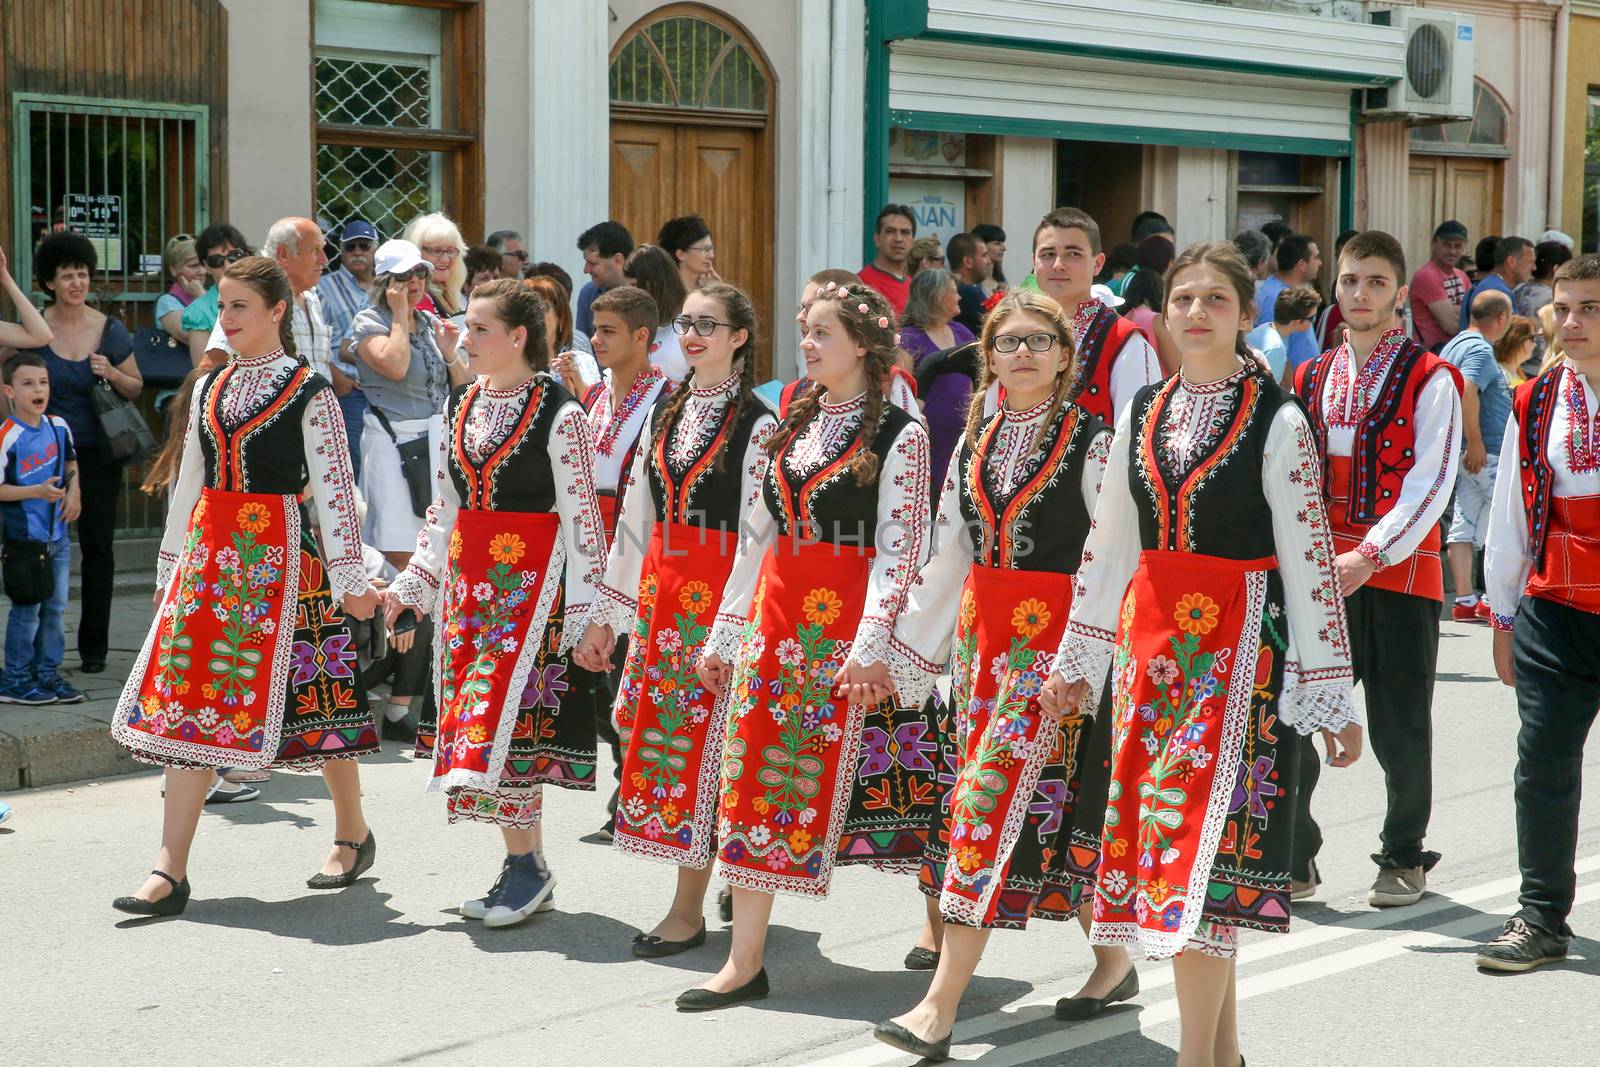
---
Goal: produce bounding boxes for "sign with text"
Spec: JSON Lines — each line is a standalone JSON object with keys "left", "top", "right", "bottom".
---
{"left": 64, "top": 194, "right": 123, "bottom": 272}
{"left": 890, "top": 179, "right": 966, "bottom": 246}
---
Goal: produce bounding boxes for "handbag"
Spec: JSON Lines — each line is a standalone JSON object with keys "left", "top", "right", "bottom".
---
{"left": 130, "top": 325, "right": 193, "bottom": 388}
{"left": 370, "top": 408, "right": 433, "bottom": 517}
{"left": 91, "top": 321, "right": 157, "bottom": 464}
{"left": 2, "top": 426, "right": 65, "bottom": 606}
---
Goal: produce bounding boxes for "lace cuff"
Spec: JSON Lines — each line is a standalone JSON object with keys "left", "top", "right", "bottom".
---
{"left": 1280, "top": 663, "right": 1360, "bottom": 734}
{"left": 390, "top": 567, "right": 438, "bottom": 615}
{"left": 559, "top": 603, "right": 592, "bottom": 656}
{"left": 590, "top": 582, "right": 640, "bottom": 637}
{"left": 1053, "top": 621, "right": 1116, "bottom": 710}
{"left": 849, "top": 617, "right": 894, "bottom": 673}
{"left": 887, "top": 636, "right": 942, "bottom": 709}
{"left": 155, "top": 551, "right": 179, "bottom": 595}
{"left": 327, "top": 559, "right": 373, "bottom": 607}
{"left": 703, "top": 613, "right": 747, "bottom": 667}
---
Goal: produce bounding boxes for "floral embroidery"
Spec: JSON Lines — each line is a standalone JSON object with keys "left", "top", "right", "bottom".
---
{"left": 1564, "top": 367, "right": 1600, "bottom": 474}
{"left": 802, "top": 587, "right": 844, "bottom": 626}
{"left": 679, "top": 580, "right": 713, "bottom": 614}
{"left": 489, "top": 532, "right": 526, "bottom": 566}
{"left": 1174, "top": 593, "right": 1219, "bottom": 636}
{"left": 1011, "top": 598, "right": 1051, "bottom": 639}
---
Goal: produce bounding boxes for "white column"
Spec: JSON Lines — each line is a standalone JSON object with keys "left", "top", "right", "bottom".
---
{"left": 1510, "top": 4, "right": 1557, "bottom": 235}
{"left": 827, "top": 0, "right": 867, "bottom": 271}
{"left": 527, "top": 0, "right": 610, "bottom": 289}
{"left": 481, "top": 0, "right": 531, "bottom": 237}
{"left": 221, "top": 0, "right": 314, "bottom": 242}
{"left": 998, "top": 137, "right": 1054, "bottom": 283}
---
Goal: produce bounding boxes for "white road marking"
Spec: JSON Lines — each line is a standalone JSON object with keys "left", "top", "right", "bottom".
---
{"left": 801, "top": 857, "right": 1600, "bottom": 1067}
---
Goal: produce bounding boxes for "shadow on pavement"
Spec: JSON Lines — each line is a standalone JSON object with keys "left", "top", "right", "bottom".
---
{"left": 170, "top": 880, "right": 428, "bottom": 944}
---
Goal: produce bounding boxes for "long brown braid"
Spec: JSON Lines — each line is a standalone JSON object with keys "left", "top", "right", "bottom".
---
{"left": 766, "top": 281, "right": 896, "bottom": 486}
{"left": 965, "top": 290, "right": 1080, "bottom": 454}
{"left": 650, "top": 282, "right": 760, "bottom": 472}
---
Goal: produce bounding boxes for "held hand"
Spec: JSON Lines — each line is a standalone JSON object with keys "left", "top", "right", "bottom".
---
{"left": 344, "top": 587, "right": 380, "bottom": 621}
{"left": 1493, "top": 628, "right": 1516, "bottom": 688}
{"left": 88, "top": 353, "right": 114, "bottom": 379}
{"left": 834, "top": 658, "right": 896, "bottom": 707}
{"left": 1336, "top": 550, "right": 1377, "bottom": 598}
{"left": 1463, "top": 439, "right": 1487, "bottom": 475}
{"left": 381, "top": 589, "right": 405, "bottom": 628}
{"left": 698, "top": 653, "right": 731, "bottom": 697}
{"left": 1040, "top": 674, "right": 1088, "bottom": 719}
{"left": 385, "top": 282, "right": 409, "bottom": 318}
{"left": 1320, "top": 722, "right": 1363, "bottom": 768}
{"left": 33, "top": 476, "right": 65, "bottom": 502}
{"left": 580, "top": 622, "right": 616, "bottom": 662}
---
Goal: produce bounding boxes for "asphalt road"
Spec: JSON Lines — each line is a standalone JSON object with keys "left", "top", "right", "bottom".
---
{"left": 5, "top": 619, "right": 1598, "bottom": 1066}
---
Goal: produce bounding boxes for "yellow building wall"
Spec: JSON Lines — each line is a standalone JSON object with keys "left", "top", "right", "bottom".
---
{"left": 1561, "top": 14, "right": 1600, "bottom": 246}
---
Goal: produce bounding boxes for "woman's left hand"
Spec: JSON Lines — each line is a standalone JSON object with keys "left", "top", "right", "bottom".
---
{"left": 834, "top": 657, "right": 896, "bottom": 707}
{"left": 88, "top": 353, "right": 114, "bottom": 379}
{"left": 344, "top": 586, "right": 380, "bottom": 621}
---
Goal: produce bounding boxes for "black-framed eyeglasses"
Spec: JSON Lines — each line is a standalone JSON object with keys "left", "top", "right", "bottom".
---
{"left": 505, "top": 249, "right": 529, "bottom": 262}
{"left": 204, "top": 249, "right": 248, "bottom": 269}
{"left": 342, "top": 239, "right": 374, "bottom": 252}
{"left": 672, "top": 315, "right": 736, "bottom": 337}
{"left": 992, "top": 332, "right": 1059, "bottom": 354}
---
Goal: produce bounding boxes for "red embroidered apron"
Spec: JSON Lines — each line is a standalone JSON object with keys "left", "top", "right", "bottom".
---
{"left": 928, "top": 564, "right": 1085, "bottom": 928}
{"left": 1093, "top": 550, "right": 1277, "bottom": 959}
{"left": 613, "top": 521, "right": 739, "bottom": 867}
{"left": 715, "top": 539, "right": 875, "bottom": 897}
{"left": 431, "top": 509, "right": 563, "bottom": 793}
{"left": 115, "top": 488, "right": 302, "bottom": 767}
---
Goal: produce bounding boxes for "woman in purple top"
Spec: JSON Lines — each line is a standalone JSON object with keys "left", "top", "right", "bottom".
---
{"left": 899, "top": 269, "right": 974, "bottom": 492}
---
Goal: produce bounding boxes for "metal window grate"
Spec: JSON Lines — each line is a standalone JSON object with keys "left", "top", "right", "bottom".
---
{"left": 314, "top": 54, "right": 432, "bottom": 128}
{"left": 315, "top": 143, "right": 440, "bottom": 245}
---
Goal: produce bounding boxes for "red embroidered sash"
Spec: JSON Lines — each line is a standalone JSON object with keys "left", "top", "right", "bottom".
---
{"left": 1094, "top": 550, "right": 1277, "bottom": 959}
{"left": 1527, "top": 494, "right": 1600, "bottom": 615}
{"left": 1326, "top": 456, "right": 1443, "bottom": 600}
{"left": 613, "top": 521, "right": 739, "bottom": 867}
{"left": 430, "top": 509, "right": 562, "bottom": 792}
{"left": 115, "top": 489, "right": 302, "bottom": 767}
{"left": 717, "top": 539, "right": 877, "bottom": 897}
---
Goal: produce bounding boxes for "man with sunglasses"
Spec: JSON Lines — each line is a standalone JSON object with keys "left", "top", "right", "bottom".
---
{"left": 319, "top": 220, "right": 380, "bottom": 468}
{"left": 486, "top": 229, "right": 529, "bottom": 279}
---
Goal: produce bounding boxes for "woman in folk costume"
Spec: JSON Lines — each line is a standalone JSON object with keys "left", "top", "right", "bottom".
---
{"left": 1037, "top": 242, "right": 1364, "bottom": 1067}
{"left": 678, "top": 281, "right": 933, "bottom": 1010}
{"left": 575, "top": 283, "right": 776, "bottom": 957}
{"left": 871, "top": 290, "right": 1113, "bottom": 1060}
{"left": 383, "top": 279, "right": 607, "bottom": 927}
{"left": 111, "top": 257, "right": 382, "bottom": 917}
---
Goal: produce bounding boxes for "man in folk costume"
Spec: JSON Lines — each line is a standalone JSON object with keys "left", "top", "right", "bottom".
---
{"left": 580, "top": 285, "right": 672, "bottom": 837}
{"left": 1478, "top": 254, "right": 1600, "bottom": 973}
{"left": 1292, "top": 230, "right": 1463, "bottom": 907}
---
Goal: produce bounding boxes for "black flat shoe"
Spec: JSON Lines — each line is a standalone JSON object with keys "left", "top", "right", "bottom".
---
{"left": 872, "top": 1020, "right": 952, "bottom": 1062}
{"left": 1055, "top": 965, "right": 1139, "bottom": 1020}
{"left": 675, "top": 969, "right": 769, "bottom": 1012}
{"left": 904, "top": 946, "right": 941, "bottom": 971}
{"left": 81, "top": 657, "right": 106, "bottom": 674}
{"left": 380, "top": 712, "right": 419, "bottom": 743}
{"left": 633, "top": 922, "right": 707, "bottom": 958}
{"left": 306, "top": 830, "right": 376, "bottom": 889}
{"left": 113, "top": 869, "right": 189, "bottom": 917}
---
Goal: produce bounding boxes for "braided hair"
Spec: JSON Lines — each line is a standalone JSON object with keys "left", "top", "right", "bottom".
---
{"left": 965, "top": 290, "right": 1079, "bottom": 453}
{"left": 766, "top": 280, "right": 897, "bottom": 486}
{"left": 222, "top": 256, "right": 298, "bottom": 358}
{"left": 650, "top": 282, "right": 759, "bottom": 472}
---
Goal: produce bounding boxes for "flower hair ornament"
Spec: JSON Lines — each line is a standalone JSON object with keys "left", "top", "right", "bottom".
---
{"left": 857, "top": 303, "right": 869, "bottom": 314}
{"left": 877, "top": 316, "right": 890, "bottom": 329}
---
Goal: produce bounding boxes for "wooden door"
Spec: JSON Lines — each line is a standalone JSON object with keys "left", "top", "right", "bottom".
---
{"left": 1408, "top": 154, "right": 1505, "bottom": 271}
{"left": 610, "top": 119, "right": 774, "bottom": 377}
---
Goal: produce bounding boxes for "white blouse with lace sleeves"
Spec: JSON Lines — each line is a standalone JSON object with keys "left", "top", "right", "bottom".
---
{"left": 1263, "top": 403, "right": 1358, "bottom": 734}
{"left": 849, "top": 420, "right": 932, "bottom": 672}
{"left": 389, "top": 421, "right": 460, "bottom": 615}
{"left": 154, "top": 380, "right": 208, "bottom": 592}
{"left": 1052, "top": 404, "right": 1141, "bottom": 706}
{"left": 701, "top": 480, "right": 778, "bottom": 667}
{"left": 887, "top": 460, "right": 971, "bottom": 706}
{"left": 550, "top": 400, "right": 608, "bottom": 652}
{"left": 589, "top": 407, "right": 657, "bottom": 636}
{"left": 302, "top": 384, "right": 370, "bottom": 604}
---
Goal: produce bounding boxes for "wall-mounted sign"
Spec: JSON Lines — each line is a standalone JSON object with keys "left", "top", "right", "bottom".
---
{"left": 64, "top": 194, "right": 123, "bottom": 272}
{"left": 890, "top": 179, "right": 966, "bottom": 245}
{"left": 889, "top": 129, "right": 967, "bottom": 168}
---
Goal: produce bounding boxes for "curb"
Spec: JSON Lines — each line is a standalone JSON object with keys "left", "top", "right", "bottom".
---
{"left": 0, "top": 709, "right": 145, "bottom": 791}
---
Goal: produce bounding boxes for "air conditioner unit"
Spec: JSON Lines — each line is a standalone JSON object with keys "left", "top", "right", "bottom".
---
{"left": 1363, "top": 8, "right": 1474, "bottom": 121}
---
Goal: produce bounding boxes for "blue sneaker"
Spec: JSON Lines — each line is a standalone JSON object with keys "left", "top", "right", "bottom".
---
{"left": 482, "top": 852, "right": 556, "bottom": 928}
{"left": 0, "top": 800, "right": 12, "bottom": 825}
{"left": 37, "top": 676, "right": 86, "bottom": 704}
{"left": 0, "top": 680, "right": 55, "bottom": 705}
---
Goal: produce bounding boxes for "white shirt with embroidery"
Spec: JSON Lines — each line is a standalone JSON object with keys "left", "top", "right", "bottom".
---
{"left": 156, "top": 350, "right": 367, "bottom": 603}
{"left": 703, "top": 390, "right": 932, "bottom": 675}
{"left": 389, "top": 375, "right": 607, "bottom": 652}
{"left": 888, "top": 396, "right": 1112, "bottom": 707}
{"left": 588, "top": 372, "right": 776, "bottom": 636}
{"left": 1053, "top": 368, "right": 1357, "bottom": 734}
{"left": 586, "top": 367, "right": 669, "bottom": 496}
{"left": 1310, "top": 330, "right": 1461, "bottom": 568}
{"left": 1485, "top": 363, "right": 1600, "bottom": 628}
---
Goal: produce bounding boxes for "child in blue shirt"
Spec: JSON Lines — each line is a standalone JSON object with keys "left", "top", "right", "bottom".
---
{"left": 0, "top": 352, "right": 83, "bottom": 704}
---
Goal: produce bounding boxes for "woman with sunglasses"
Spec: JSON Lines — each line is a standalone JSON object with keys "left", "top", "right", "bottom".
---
{"left": 870, "top": 290, "right": 1111, "bottom": 1060}
{"left": 351, "top": 239, "right": 473, "bottom": 738}
{"left": 180, "top": 223, "right": 253, "bottom": 368}
{"left": 575, "top": 283, "right": 775, "bottom": 957}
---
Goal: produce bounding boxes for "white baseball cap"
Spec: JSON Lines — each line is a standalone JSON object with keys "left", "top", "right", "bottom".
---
{"left": 373, "top": 238, "right": 428, "bottom": 276}
{"left": 1091, "top": 283, "right": 1125, "bottom": 309}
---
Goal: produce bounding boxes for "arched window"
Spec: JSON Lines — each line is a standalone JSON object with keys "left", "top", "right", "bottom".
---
{"left": 1410, "top": 80, "right": 1510, "bottom": 157}
{"left": 610, "top": 11, "right": 769, "bottom": 117}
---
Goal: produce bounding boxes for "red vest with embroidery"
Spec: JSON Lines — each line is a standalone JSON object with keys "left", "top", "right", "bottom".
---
{"left": 1511, "top": 368, "right": 1600, "bottom": 613}
{"left": 1513, "top": 369, "right": 1563, "bottom": 570}
{"left": 1295, "top": 335, "right": 1461, "bottom": 600}
{"left": 1070, "top": 303, "right": 1145, "bottom": 423}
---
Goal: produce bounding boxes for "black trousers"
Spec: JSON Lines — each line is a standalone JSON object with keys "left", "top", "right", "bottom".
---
{"left": 1293, "top": 584, "right": 1440, "bottom": 876}
{"left": 1511, "top": 596, "right": 1600, "bottom": 936}
{"left": 75, "top": 443, "right": 124, "bottom": 662}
